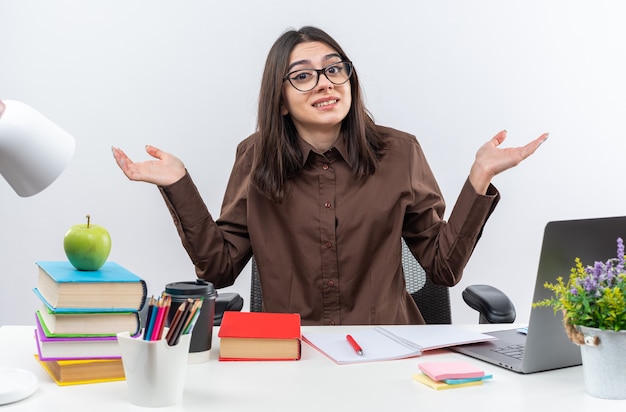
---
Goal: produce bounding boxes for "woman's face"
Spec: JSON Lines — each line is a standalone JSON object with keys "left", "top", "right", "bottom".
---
{"left": 281, "top": 41, "right": 352, "bottom": 140}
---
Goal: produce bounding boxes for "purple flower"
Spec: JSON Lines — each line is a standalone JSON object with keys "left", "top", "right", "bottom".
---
{"left": 539, "top": 237, "right": 626, "bottom": 331}
{"left": 582, "top": 274, "right": 598, "bottom": 293}
{"left": 592, "top": 261, "right": 604, "bottom": 280}
{"left": 605, "top": 260, "right": 615, "bottom": 283}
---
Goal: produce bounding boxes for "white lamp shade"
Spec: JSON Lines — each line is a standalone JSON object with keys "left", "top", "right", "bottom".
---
{"left": 0, "top": 100, "right": 75, "bottom": 197}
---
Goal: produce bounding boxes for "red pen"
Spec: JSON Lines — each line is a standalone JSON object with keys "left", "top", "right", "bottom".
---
{"left": 346, "top": 334, "right": 363, "bottom": 356}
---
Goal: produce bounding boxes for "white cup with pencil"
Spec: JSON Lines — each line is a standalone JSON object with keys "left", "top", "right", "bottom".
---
{"left": 117, "top": 296, "right": 202, "bottom": 407}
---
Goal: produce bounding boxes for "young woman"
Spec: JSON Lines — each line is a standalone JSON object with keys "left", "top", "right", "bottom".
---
{"left": 112, "top": 26, "right": 547, "bottom": 325}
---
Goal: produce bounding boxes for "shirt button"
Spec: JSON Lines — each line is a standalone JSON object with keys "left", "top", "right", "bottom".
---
{"left": 324, "top": 202, "right": 331, "bottom": 208}
{"left": 325, "top": 241, "right": 332, "bottom": 249}
{"left": 329, "top": 320, "right": 336, "bottom": 325}
{"left": 327, "top": 280, "right": 334, "bottom": 287}
{"left": 322, "top": 164, "right": 329, "bottom": 170}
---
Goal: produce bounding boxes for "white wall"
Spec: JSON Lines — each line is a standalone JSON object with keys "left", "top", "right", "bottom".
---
{"left": 2, "top": 0, "right": 626, "bottom": 326}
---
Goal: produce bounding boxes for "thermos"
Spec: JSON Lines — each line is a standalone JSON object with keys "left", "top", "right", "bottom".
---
{"left": 163, "top": 279, "right": 217, "bottom": 363}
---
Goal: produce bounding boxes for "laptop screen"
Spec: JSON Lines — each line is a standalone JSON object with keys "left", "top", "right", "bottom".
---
{"left": 524, "top": 216, "right": 626, "bottom": 372}
{"left": 453, "top": 216, "right": 626, "bottom": 373}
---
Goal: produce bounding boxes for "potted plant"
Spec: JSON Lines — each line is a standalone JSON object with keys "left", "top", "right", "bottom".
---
{"left": 533, "top": 237, "right": 626, "bottom": 399}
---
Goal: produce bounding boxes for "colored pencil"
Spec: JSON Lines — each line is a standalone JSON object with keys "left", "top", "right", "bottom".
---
{"left": 142, "top": 296, "right": 155, "bottom": 340}
{"left": 167, "top": 299, "right": 193, "bottom": 346}
{"left": 144, "top": 299, "right": 159, "bottom": 340}
{"left": 183, "top": 300, "right": 203, "bottom": 334}
{"left": 152, "top": 295, "right": 171, "bottom": 340}
{"left": 165, "top": 301, "right": 187, "bottom": 344}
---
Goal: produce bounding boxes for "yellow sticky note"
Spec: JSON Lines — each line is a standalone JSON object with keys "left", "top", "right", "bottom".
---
{"left": 412, "top": 373, "right": 483, "bottom": 390}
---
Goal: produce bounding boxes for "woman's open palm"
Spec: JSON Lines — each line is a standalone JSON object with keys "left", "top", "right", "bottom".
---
{"left": 112, "top": 145, "right": 186, "bottom": 187}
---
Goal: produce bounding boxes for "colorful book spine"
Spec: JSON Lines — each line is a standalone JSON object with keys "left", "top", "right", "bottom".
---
{"left": 34, "top": 316, "right": 123, "bottom": 361}
{"left": 34, "top": 260, "right": 148, "bottom": 312}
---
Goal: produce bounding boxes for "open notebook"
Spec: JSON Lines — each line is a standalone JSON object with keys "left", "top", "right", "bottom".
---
{"left": 303, "top": 325, "right": 495, "bottom": 364}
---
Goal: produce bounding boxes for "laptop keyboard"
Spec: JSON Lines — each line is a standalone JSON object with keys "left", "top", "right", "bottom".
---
{"left": 491, "top": 344, "right": 525, "bottom": 360}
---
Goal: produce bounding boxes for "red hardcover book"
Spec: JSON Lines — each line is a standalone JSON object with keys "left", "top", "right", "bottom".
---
{"left": 217, "top": 312, "right": 301, "bottom": 361}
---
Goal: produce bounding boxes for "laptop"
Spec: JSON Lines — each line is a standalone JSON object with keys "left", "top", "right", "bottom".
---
{"left": 452, "top": 216, "right": 626, "bottom": 373}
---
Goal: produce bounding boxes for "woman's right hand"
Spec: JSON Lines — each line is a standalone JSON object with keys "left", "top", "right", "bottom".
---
{"left": 111, "top": 145, "right": 186, "bottom": 187}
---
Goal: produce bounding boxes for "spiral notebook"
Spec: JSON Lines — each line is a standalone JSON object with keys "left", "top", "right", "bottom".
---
{"left": 303, "top": 325, "right": 495, "bottom": 364}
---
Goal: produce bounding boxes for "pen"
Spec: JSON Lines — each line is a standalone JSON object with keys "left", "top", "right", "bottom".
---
{"left": 346, "top": 334, "right": 363, "bottom": 356}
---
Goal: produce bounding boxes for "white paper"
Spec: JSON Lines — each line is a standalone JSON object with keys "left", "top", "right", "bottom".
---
{"left": 303, "top": 325, "right": 496, "bottom": 365}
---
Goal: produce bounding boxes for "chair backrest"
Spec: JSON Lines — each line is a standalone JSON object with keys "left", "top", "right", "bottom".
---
{"left": 250, "top": 258, "right": 263, "bottom": 312}
{"left": 249, "top": 239, "right": 451, "bottom": 324}
{"left": 401, "top": 239, "right": 451, "bottom": 324}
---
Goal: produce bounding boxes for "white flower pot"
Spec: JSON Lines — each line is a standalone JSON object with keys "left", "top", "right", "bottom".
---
{"left": 578, "top": 326, "right": 626, "bottom": 399}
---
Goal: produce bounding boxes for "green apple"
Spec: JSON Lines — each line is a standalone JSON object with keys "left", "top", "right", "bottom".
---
{"left": 63, "top": 214, "right": 112, "bottom": 271}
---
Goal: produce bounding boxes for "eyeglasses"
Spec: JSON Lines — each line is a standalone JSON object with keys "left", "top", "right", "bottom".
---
{"left": 283, "top": 61, "right": 353, "bottom": 92}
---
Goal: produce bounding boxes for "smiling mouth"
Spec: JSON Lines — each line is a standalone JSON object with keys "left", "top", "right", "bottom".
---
{"left": 313, "top": 99, "right": 337, "bottom": 108}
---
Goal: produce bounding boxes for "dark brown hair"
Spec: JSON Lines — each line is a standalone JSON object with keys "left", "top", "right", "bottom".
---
{"left": 253, "top": 26, "right": 386, "bottom": 202}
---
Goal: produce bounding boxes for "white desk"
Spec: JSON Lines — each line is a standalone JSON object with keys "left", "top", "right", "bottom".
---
{"left": 0, "top": 324, "right": 622, "bottom": 411}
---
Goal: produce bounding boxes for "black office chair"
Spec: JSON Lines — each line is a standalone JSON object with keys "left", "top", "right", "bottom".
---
{"left": 249, "top": 239, "right": 517, "bottom": 324}
{"left": 400, "top": 239, "right": 516, "bottom": 324}
{"left": 250, "top": 258, "right": 263, "bottom": 313}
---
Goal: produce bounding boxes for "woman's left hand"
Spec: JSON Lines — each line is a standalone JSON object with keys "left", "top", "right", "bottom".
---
{"left": 469, "top": 130, "right": 548, "bottom": 194}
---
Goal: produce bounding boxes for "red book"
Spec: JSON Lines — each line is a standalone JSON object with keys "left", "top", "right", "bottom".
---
{"left": 217, "top": 312, "right": 301, "bottom": 361}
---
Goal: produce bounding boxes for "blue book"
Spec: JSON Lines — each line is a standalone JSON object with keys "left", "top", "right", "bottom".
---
{"left": 33, "top": 261, "right": 147, "bottom": 313}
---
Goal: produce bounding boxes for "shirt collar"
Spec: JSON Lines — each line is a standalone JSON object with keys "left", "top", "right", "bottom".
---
{"left": 297, "top": 134, "right": 353, "bottom": 168}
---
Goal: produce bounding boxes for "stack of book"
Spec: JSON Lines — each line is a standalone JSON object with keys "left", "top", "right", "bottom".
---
{"left": 32, "top": 261, "right": 147, "bottom": 385}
